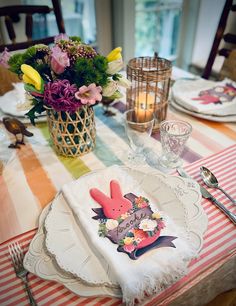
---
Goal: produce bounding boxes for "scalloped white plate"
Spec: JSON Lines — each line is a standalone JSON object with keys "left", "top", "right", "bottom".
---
{"left": 23, "top": 205, "right": 122, "bottom": 298}
{"left": 171, "top": 99, "right": 236, "bottom": 122}
{"left": 44, "top": 168, "right": 208, "bottom": 288}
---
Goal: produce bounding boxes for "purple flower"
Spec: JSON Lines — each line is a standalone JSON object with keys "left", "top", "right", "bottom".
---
{"left": 75, "top": 83, "right": 102, "bottom": 105}
{"left": 54, "top": 33, "right": 69, "bottom": 43}
{"left": 50, "top": 46, "right": 70, "bottom": 74}
{"left": 44, "top": 79, "right": 82, "bottom": 112}
{"left": 0, "top": 48, "right": 10, "bottom": 68}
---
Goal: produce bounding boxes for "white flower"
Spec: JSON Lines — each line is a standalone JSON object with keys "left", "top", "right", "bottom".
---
{"left": 139, "top": 219, "right": 157, "bottom": 232}
{"left": 16, "top": 93, "right": 34, "bottom": 111}
{"left": 102, "top": 80, "right": 118, "bottom": 97}
{"left": 106, "top": 219, "right": 119, "bottom": 230}
{"left": 107, "top": 58, "right": 124, "bottom": 74}
{"left": 117, "top": 76, "right": 131, "bottom": 89}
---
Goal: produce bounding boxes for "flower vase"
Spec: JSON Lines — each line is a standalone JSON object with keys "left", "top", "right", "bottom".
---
{"left": 46, "top": 106, "right": 96, "bottom": 157}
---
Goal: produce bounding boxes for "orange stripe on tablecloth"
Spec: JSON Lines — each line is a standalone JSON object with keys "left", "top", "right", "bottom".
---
{"left": 191, "top": 129, "right": 224, "bottom": 152}
{"left": 196, "top": 119, "right": 236, "bottom": 141}
{"left": 16, "top": 144, "right": 57, "bottom": 208}
{"left": 0, "top": 176, "right": 21, "bottom": 244}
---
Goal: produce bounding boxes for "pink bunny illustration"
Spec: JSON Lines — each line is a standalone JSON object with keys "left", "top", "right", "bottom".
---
{"left": 90, "top": 180, "right": 176, "bottom": 259}
{"left": 90, "top": 180, "right": 132, "bottom": 219}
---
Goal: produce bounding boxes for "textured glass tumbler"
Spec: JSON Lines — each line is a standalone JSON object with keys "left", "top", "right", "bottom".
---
{"left": 159, "top": 120, "right": 192, "bottom": 168}
{"left": 124, "top": 109, "right": 154, "bottom": 164}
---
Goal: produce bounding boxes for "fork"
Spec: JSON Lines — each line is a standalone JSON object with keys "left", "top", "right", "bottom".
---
{"left": 8, "top": 242, "right": 37, "bottom": 306}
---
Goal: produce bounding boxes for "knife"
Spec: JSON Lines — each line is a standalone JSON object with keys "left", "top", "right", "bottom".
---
{"left": 177, "top": 167, "right": 236, "bottom": 225}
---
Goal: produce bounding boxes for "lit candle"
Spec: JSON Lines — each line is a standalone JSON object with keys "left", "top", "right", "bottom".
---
{"left": 135, "top": 92, "right": 154, "bottom": 122}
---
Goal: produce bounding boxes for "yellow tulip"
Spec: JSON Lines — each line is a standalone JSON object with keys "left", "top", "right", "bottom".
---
{"left": 106, "top": 47, "right": 122, "bottom": 62}
{"left": 21, "top": 64, "right": 42, "bottom": 91}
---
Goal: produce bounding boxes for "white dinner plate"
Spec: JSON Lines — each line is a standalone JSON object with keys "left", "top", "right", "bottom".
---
{"left": 44, "top": 168, "right": 208, "bottom": 288}
{"left": 172, "top": 78, "right": 236, "bottom": 117}
{"left": 0, "top": 86, "right": 46, "bottom": 122}
{"left": 170, "top": 98, "right": 236, "bottom": 122}
{"left": 24, "top": 204, "right": 122, "bottom": 298}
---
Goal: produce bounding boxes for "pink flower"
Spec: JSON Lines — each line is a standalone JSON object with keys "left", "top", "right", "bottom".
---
{"left": 123, "top": 244, "right": 135, "bottom": 253}
{"left": 51, "top": 46, "right": 70, "bottom": 74}
{"left": 157, "top": 220, "right": 166, "bottom": 230}
{"left": 75, "top": 83, "right": 102, "bottom": 105}
{"left": 54, "top": 33, "right": 69, "bottom": 43}
{"left": 44, "top": 79, "right": 81, "bottom": 112}
{"left": 0, "top": 48, "right": 10, "bottom": 68}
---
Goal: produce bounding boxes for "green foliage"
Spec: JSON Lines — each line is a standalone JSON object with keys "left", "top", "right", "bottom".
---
{"left": 98, "top": 223, "right": 107, "bottom": 237}
{"left": 25, "top": 99, "right": 45, "bottom": 125}
{"left": 8, "top": 45, "right": 51, "bottom": 81}
{"left": 74, "top": 55, "right": 108, "bottom": 88}
{"left": 69, "top": 36, "right": 82, "bottom": 43}
{"left": 118, "top": 239, "right": 125, "bottom": 246}
{"left": 112, "top": 73, "right": 122, "bottom": 81}
{"left": 8, "top": 53, "right": 24, "bottom": 75}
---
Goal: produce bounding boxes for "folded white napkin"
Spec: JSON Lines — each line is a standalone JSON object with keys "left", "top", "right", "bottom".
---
{"left": 172, "top": 78, "right": 236, "bottom": 116}
{"left": 62, "top": 165, "right": 196, "bottom": 305}
{"left": 0, "top": 83, "right": 27, "bottom": 117}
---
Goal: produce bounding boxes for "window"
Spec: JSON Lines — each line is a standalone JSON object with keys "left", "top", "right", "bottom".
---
{"left": 135, "top": 0, "right": 183, "bottom": 61}
{"left": 23, "top": 0, "right": 97, "bottom": 45}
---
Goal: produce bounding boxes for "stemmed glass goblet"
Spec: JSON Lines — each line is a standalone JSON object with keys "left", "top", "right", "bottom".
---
{"left": 124, "top": 108, "right": 154, "bottom": 165}
{"left": 159, "top": 119, "right": 192, "bottom": 169}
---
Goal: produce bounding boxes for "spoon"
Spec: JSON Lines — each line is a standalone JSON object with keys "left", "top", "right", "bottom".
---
{"left": 200, "top": 166, "right": 236, "bottom": 205}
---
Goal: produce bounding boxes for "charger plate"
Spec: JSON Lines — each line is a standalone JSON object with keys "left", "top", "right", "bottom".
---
{"left": 23, "top": 204, "right": 122, "bottom": 298}
{"left": 0, "top": 88, "right": 46, "bottom": 122}
{"left": 44, "top": 168, "right": 208, "bottom": 288}
{"left": 171, "top": 99, "right": 236, "bottom": 122}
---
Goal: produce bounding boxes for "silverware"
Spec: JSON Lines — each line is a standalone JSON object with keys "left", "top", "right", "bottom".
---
{"left": 177, "top": 167, "right": 236, "bottom": 225}
{"left": 8, "top": 242, "right": 37, "bottom": 306}
{"left": 200, "top": 166, "right": 236, "bottom": 205}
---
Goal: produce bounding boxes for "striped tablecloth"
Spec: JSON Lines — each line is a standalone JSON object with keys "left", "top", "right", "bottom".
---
{"left": 0, "top": 67, "right": 236, "bottom": 305}
{"left": 0, "top": 144, "right": 236, "bottom": 305}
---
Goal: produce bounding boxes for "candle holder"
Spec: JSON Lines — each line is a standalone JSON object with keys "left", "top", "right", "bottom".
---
{"left": 126, "top": 55, "right": 172, "bottom": 131}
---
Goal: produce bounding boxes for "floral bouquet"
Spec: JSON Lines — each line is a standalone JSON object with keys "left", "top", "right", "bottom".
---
{"left": 0, "top": 34, "right": 130, "bottom": 124}
{"left": 0, "top": 35, "right": 130, "bottom": 156}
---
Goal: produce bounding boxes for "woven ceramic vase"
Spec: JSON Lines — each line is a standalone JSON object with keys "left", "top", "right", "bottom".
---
{"left": 46, "top": 106, "right": 96, "bottom": 157}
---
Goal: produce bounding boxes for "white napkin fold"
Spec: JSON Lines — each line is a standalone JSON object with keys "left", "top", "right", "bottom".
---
{"left": 62, "top": 165, "right": 196, "bottom": 305}
{"left": 172, "top": 78, "right": 236, "bottom": 116}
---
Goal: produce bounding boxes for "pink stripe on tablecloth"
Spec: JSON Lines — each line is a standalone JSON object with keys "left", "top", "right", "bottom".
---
{"left": 0, "top": 145, "right": 236, "bottom": 306}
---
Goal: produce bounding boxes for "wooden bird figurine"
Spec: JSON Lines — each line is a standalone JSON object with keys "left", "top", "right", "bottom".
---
{"left": 2, "top": 117, "right": 33, "bottom": 148}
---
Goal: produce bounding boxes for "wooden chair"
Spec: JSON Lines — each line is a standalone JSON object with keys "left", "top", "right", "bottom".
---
{"left": 0, "top": 0, "right": 65, "bottom": 52}
{"left": 202, "top": 0, "right": 236, "bottom": 79}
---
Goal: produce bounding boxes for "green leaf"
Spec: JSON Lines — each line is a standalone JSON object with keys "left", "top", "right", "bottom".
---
{"left": 25, "top": 101, "right": 45, "bottom": 125}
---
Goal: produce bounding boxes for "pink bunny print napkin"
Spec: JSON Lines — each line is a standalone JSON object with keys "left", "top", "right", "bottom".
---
{"left": 172, "top": 78, "right": 236, "bottom": 116}
{"left": 62, "top": 165, "right": 196, "bottom": 305}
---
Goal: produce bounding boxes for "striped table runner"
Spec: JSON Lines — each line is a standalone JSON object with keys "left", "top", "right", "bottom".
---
{"left": 0, "top": 144, "right": 235, "bottom": 305}
{"left": 0, "top": 103, "right": 236, "bottom": 243}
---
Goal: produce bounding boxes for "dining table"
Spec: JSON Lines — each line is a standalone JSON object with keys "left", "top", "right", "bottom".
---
{"left": 0, "top": 66, "right": 235, "bottom": 306}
